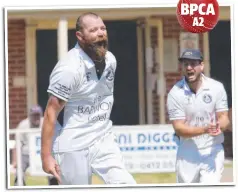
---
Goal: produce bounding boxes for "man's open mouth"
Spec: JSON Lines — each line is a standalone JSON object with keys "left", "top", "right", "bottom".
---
{"left": 93, "top": 40, "right": 107, "bottom": 48}
{"left": 187, "top": 72, "right": 194, "bottom": 77}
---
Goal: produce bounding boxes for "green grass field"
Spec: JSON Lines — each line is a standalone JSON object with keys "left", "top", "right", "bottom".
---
{"left": 10, "top": 164, "right": 233, "bottom": 186}
{"left": 10, "top": 173, "right": 177, "bottom": 186}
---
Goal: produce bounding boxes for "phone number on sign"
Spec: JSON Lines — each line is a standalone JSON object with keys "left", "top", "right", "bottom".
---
{"left": 125, "top": 160, "right": 175, "bottom": 171}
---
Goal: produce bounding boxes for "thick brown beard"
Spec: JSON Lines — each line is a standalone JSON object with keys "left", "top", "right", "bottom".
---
{"left": 83, "top": 39, "right": 108, "bottom": 62}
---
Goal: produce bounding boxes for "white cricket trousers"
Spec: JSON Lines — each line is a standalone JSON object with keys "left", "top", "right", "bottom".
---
{"left": 53, "top": 132, "right": 136, "bottom": 185}
{"left": 176, "top": 144, "right": 225, "bottom": 183}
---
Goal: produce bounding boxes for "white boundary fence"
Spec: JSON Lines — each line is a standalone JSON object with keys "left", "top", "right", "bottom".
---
{"left": 9, "top": 128, "right": 43, "bottom": 186}
{"left": 9, "top": 124, "right": 178, "bottom": 186}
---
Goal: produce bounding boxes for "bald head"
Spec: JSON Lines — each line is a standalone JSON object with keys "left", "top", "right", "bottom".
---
{"left": 75, "top": 12, "right": 100, "bottom": 31}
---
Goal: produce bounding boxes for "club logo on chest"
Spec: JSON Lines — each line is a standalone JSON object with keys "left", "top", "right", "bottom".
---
{"left": 203, "top": 93, "right": 212, "bottom": 104}
{"left": 105, "top": 66, "right": 115, "bottom": 82}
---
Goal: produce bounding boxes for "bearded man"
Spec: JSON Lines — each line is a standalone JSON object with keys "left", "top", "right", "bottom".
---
{"left": 40, "top": 12, "right": 136, "bottom": 185}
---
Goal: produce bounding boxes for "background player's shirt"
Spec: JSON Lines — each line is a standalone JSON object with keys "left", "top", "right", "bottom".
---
{"left": 167, "top": 75, "right": 228, "bottom": 150}
{"left": 48, "top": 43, "right": 117, "bottom": 153}
{"left": 17, "top": 117, "right": 44, "bottom": 155}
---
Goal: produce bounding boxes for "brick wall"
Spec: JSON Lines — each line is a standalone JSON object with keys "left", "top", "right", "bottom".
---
{"left": 150, "top": 16, "right": 204, "bottom": 123}
{"left": 8, "top": 19, "right": 27, "bottom": 130}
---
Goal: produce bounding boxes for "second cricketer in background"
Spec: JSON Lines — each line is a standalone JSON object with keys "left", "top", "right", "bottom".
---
{"left": 12, "top": 105, "right": 44, "bottom": 186}
{"left": 12, "top": 105, "right": 58, "bottom": 186}
{"left": 167, "top": 49, "right": 230, "bottom": 183}
{"left": 41, "top": 12, "right": 136, "bottom": 185}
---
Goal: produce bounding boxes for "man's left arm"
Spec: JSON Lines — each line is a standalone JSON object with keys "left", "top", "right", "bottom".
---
{"left": 215, "top": 84, "right": 230, "bottom": 131}
{"left": 216, "top": 111, "right": 230, "bottom": 131}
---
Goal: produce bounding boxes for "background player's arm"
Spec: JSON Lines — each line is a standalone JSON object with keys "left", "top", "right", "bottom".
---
{"left": 228, "top": 108, "right": 232, "bottom": 131}
{"left": 216, "top": 111, "right": 230, "bottom": 131}
{"left": 167, "top": 93, "right": 208, "bottom": 138}
{"left": 41, "top": 95, "right": 65, "bottom": 157}
{"left": 171, "top": 119, "right": 207, "bottom": 138}
{"left": 215, "top": 84, "right": 230, "bottom": 131}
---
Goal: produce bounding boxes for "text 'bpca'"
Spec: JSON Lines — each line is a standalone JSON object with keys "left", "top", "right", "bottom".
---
{"left": 180, "top": 3, "right": 216, "bottom": 27}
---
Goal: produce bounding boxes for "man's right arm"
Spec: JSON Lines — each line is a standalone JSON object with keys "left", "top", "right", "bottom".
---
{"left": 41, "top": 95, "right": 65, "bottom": 158}
{"left": 167, "top": 92, "right": 207, "bottom": 138}
{"left": 41, "top": 65, "right": 78, "bottom": 159}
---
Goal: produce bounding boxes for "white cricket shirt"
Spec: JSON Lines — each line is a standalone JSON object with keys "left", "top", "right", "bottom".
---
{"left": 48, "top": 43, "right": 117, "bottom": 153}
{"left": 17, "top": 117, "right": 44, "bottom": 155}
{"left": 167, "top": 75, "right": 228, "bottom": 150}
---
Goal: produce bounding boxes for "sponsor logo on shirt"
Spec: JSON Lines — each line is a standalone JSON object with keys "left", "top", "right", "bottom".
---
{"left": 77, "top": 96, "right": 113, "bottom": 123}
{"left": 77, "top": 101, "right": 113, "bottom": 114}
{"left": 168, "top": 109, "right": 180, "bottom": 118}
{"left": 54, "top": 83, "right": 71, "bottom": 97}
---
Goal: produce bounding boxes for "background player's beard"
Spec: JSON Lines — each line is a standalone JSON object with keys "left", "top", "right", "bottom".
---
{"left": 83, "top": 38, "right": 109, "bottom": 62}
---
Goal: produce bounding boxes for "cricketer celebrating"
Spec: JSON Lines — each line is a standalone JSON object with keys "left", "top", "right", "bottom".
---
{"left": 41, "top": 12, "right": 136, "bottom": 185}
{"left": 167, "top": 49, "right": 230, "bottom": 183}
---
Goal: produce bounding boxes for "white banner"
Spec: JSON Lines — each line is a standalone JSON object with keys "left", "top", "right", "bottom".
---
{"left": 28, "top": 124, "right": 178, "bottom": 176}
{"left": 114, "top": 124, "right": 178, "bottom": 173}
